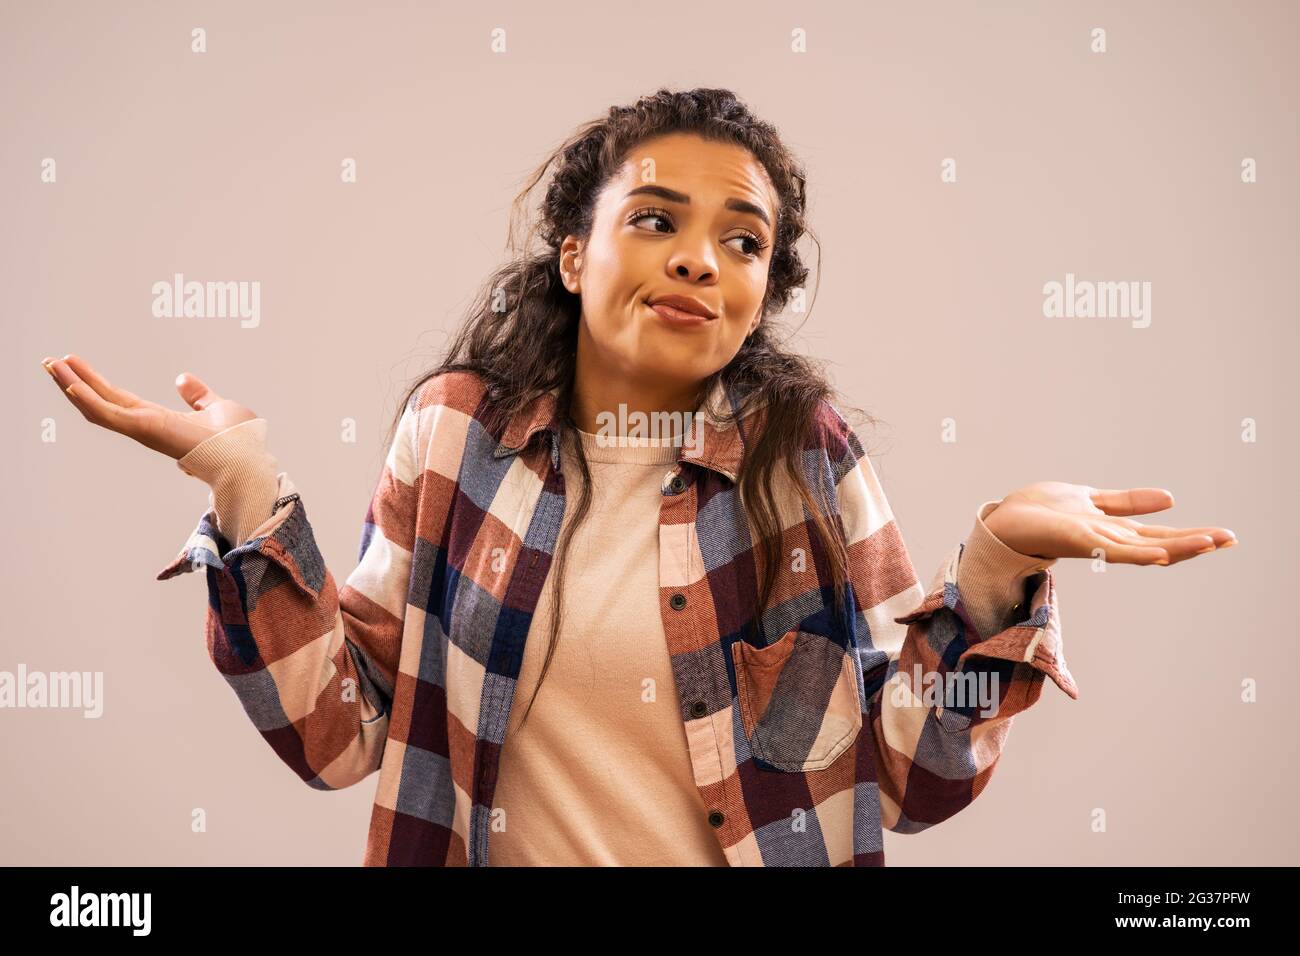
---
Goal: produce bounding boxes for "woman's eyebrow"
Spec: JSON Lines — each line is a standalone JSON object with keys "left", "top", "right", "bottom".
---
{"left": 623, "top": 184, "right": 771, "bottom": 228}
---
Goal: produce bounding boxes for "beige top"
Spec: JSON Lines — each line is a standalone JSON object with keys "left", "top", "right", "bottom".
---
{"left": 489, "top": 427, "right": 731, "bottom": 866}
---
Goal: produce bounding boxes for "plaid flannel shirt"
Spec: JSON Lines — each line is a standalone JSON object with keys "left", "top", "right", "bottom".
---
{"left": 157, "top": 370, "right": 1078, "bottom": 866}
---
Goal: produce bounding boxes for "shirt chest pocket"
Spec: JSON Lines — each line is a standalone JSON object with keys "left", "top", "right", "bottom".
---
{"left": 729, "top": 628, "right": 863, "bottom": 772}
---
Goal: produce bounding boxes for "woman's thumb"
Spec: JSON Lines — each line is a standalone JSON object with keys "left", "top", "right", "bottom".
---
{"left": 175, "top": 372, "right": 220, "bottom": 410}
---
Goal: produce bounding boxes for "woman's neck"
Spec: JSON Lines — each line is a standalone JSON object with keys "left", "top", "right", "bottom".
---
{"left": 570, "top": 341, "right": 703, "bottom": 437}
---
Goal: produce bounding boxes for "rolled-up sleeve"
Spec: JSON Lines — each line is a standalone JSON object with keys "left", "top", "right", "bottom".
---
{"left": 174, "top": 418, "right": 282, "bottom": 548}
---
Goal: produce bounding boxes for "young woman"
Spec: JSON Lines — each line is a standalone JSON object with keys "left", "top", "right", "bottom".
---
{"left": 41, "top": 88, "right": 1235, "bottom": 867}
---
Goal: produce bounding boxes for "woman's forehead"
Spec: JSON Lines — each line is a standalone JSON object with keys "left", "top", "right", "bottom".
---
{"left": 608, "top": 137, "right": 777, "bottom": 217}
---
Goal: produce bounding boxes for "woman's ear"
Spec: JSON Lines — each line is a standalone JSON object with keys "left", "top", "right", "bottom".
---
{"left": 559, "top": 236, "right": 584, "bottom": 293}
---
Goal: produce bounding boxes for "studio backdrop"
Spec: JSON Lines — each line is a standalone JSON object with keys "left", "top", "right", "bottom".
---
{"left": 2, "top": 0, "right": 1295, "bottom": 866}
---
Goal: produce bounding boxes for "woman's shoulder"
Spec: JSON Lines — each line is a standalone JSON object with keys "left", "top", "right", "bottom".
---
{"left": 394, "top": 370, "right": 494, "bottom": 470}
{"left": 403, "top": 368, "right": 554, "bottom": 469}
{"left": 802, "top": 395, "right": 879, "bottom": 486}
{"left": 802, "top": 395, "right": 856, "bottom": 457}
{"left": 408, "top": 368, "right": 493, "bottom": 418}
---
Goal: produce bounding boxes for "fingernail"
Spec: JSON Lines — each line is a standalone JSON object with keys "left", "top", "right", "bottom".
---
{"left": 1220, "top": 538, "right": 1238, "bottom": 549}
{"left": 1196, "top": 545, "right": 1216, "bottom": 555}
{"left": 65, "top": 384, "right": 75, "bottom": 396}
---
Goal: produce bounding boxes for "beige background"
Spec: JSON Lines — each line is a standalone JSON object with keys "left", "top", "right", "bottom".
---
{"left": 2, "top": 0, "right": 1296, "bottom": 865}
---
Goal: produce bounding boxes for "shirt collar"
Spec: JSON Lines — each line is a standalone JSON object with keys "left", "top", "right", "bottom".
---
{"left": 491, "top": 375, "right": 757, "bottom": 483}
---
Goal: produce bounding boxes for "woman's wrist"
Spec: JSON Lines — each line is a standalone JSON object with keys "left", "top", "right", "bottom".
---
{"left": 176, "top": 418, "right": 282, "bottom": 545}
{"left": 957, "top": 500, "right": 1057, "bottom": 637}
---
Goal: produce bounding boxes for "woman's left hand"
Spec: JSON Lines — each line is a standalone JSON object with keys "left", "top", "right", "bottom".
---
{"left": 981, "top": 482, "right": 1237, "bottom": 565}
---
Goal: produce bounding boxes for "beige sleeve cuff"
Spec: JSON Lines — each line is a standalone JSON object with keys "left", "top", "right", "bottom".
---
{"left": 175, "top": 418, "right": 282, "bottom": 547}
{"left": 957, "top": 499, "right": 1058, "bottom": 641}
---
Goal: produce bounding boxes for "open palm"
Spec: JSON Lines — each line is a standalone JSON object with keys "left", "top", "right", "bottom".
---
{"left": 982, "top": 481, "right": 1237, "bottom": 566}
{"left": 40, "top": 353, "right": 256, "bottom": 461}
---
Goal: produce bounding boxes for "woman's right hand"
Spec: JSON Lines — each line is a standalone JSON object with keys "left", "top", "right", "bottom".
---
{"left": 40, "top": 353, "right": 259, "bottom": 461}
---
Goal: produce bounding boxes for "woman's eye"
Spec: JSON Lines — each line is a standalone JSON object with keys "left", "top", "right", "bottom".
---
{"left": 630, "top": 212, "right": 673, "bottom": 234}
{"left": 724, "top": 234, "right": 762, "bottom": 257}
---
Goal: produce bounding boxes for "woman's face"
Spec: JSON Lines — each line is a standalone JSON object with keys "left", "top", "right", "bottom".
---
{"left": 561, "top": 132, "right": 779, "bottom": 391}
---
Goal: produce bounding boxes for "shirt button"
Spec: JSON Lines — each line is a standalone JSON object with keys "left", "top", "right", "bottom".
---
{"left": 668, "top": 474, "right": 686, "bottom": 495}
{"left": 708, "top": 811, "right": 725, "bottom": 828}
{"left": 690, "top": 700, "right": 707, "bottom": 718}
{"left": 670, "top": 593, "right": 687, "bottom": 611}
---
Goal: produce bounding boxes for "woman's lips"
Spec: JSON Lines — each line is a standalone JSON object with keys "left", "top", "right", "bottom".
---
{"left": 647, "top": 300, "right": 715, "bottom": 327}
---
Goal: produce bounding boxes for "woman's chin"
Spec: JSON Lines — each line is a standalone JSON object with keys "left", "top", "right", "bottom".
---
{"left": 617, "top": 353, "right": 700, "bottom": 387}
